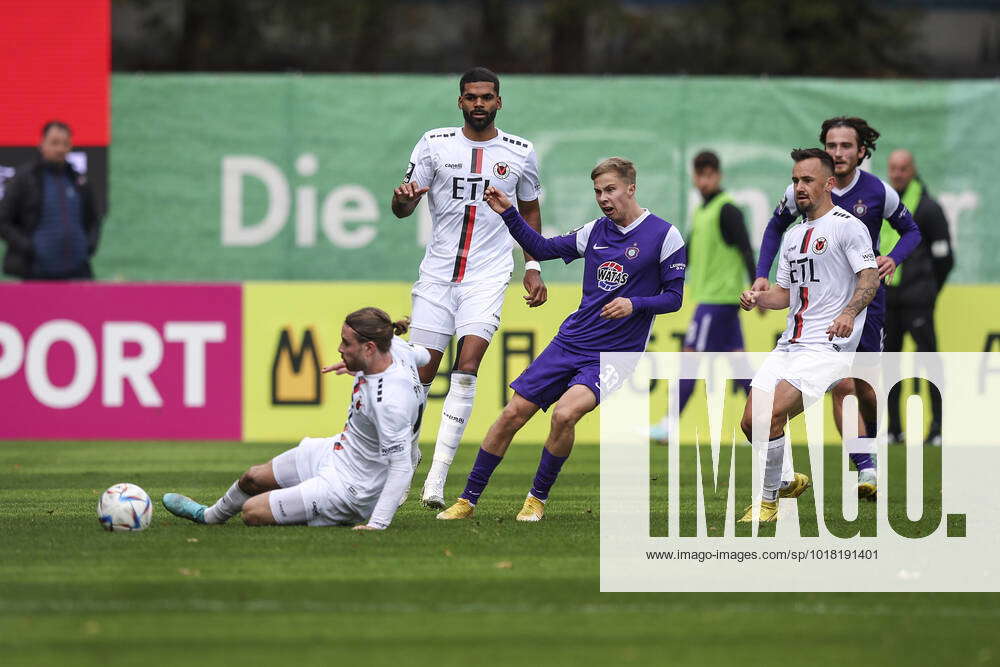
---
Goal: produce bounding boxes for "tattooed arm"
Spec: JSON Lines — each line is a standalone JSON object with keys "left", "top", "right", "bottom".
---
{"left": 826, "top": 268, "right": 878, "bottom": 341}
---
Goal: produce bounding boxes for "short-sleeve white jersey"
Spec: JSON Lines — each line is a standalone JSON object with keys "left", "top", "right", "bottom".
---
{"left": 404, "top": 127, "right": 542, "bottom": 284}
{"left": 775, "top": 205, "right": 878, "bottom": 351}
{"left": 328, "top": 337, "right": 428, "bottom": 526}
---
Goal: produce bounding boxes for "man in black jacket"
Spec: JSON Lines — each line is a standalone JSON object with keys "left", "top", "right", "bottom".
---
{"left": 882, "top": 149, "right": 954, "bottom": 446}
{"left": 0, "top": 121, "right": 102, "bottom": 279}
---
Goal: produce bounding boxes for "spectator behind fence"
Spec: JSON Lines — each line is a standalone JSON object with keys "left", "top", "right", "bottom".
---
{"left": 0, "top": 121, "right": 102, "bottom": 279}
{"left": 881, "top": 149, "right": 955, "bottom": 447}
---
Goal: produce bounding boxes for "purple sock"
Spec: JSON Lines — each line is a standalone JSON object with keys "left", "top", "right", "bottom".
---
{"left": 851, "top": 453, "right": 875, "bottom": 471}
{"left": 850, "top": 419, "right": 878, "bottom": 471}
{"left": 460, "top": 448, "right": 503, "bottom": 505}
{"left": 529, "top": 448, "right": 568, "bottom": 501}
{"left": 677, "top": 379, "right": 696, "bottom": 414}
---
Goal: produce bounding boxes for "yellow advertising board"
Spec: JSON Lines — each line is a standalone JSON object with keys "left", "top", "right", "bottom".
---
{"left": 244, "top": 282, "right": 1000, "bottom": 446}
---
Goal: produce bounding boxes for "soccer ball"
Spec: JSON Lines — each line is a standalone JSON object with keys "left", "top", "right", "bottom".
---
{"left": 97, "top": 483, "right": 153, "bottom": 532}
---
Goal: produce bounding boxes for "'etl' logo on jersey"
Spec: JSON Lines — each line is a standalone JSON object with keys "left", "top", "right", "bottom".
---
{"left": 451, "top": 177, "right": 491, "bottom": 201}
{"left": 597, "top": 261, "right": 629, "bottom": 291}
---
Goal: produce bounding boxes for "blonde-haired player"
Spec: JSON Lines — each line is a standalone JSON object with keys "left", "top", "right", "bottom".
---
{"left": 162, "top": 307, "right": 428, "bottom": 530}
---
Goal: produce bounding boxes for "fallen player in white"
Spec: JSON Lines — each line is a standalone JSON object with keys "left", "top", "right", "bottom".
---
{"left": 162, "top": 307, "right": 428, "bottom": 530}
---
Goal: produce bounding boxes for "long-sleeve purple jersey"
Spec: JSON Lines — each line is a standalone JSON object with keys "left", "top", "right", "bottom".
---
{"left": 500, "top": 206, "right": 686, "bottom": 352}
{"left": 756, "top": 169, "right": 921, "bottom": 316}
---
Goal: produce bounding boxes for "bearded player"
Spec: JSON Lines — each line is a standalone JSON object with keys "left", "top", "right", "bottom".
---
{"left": 752, "top": 117, "right": 920, "bottom": 499}
{"left": 391, "top": 67, "right": 547, "bottom": 509}
{"left": 739, "top": 149, "right": 878, "bottom": 522}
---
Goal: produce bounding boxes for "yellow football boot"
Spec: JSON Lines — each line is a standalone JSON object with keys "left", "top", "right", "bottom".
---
{"left": 857, "top": 468, "right": 877, "bottom": 501}
{"left": 779, "top": 473, "right": 812, "bottom": 499}
{"left": 516, "top": 495, "right": 546, "bottom": 522}
{"left": 737, "top": 499, "right": 779, "bottom": 523}
{"left": 435, "top": 498, "right": 475, "bottom": 520}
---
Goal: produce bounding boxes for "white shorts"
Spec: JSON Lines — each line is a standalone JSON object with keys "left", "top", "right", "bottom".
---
{"left": 750, "top": 344, "right": 853, "bottom": 406}
{"left": 269, "top": 437, "right": 365, "bottom": 527}
{"left": 409, "top": 279, "right": 507, "bottom": 351}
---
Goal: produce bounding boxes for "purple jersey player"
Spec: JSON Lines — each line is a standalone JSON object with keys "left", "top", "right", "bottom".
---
{"left": 752, "top": 117, "right": 921, "bottom": 499}
{"left": 436, "top": 157, "right": 686, "bottom": 522}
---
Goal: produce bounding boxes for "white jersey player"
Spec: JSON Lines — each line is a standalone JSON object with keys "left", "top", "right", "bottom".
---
{"left": 161, "top": 308, "right": 429, "bottom": 531}
{"left": 405, "top": 125, "right": 541, "bottom": 284}
{"left": 735, "top": 149, "right": 879, "bottom": 523}
{"left": 391, "top": 67, "right": 548, "bottom": 509}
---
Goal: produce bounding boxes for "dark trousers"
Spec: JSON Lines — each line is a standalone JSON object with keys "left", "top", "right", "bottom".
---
{"left": 26, "top": 263, "right": 94, "bottom": 280}
{"left": 884, "top": 303, "right": 942, "bottom": 436}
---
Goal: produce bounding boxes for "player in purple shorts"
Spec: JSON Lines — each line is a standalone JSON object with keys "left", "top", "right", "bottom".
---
{"left": 436, "top": 157, "right": 687, "bottom": 522}
{"left": 753, "top": 117, "right": 921, "bottom": 498}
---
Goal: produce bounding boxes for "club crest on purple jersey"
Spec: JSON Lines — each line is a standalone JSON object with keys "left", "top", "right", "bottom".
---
{"left": 597, "top": 260, "right": 629, "bottom": 291}
{"left": 853, "top": 199, "right": 868, "bottom": 216}
{"left": 625, "top": 245, "right": 640, "bottom": 260}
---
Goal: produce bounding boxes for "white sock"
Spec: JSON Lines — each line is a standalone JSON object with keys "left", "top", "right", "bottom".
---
{"left": 763, "top": 434, "right": 786, "bottom": 502}
{"left": 204, "top": 481, "right": 251, "bottom": 524}
{"left": 780, "top": 437, "right": 794, "bottom": 483}
{"left": 427, "top": 371, "right": 477, "bottom": 483}
{"left": 411, "top": 439, "right": 423, "bottom": 470}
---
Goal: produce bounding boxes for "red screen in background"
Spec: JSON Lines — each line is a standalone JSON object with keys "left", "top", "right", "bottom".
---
{"left": 0, "top": 0, "right": 109, "bottom": 146}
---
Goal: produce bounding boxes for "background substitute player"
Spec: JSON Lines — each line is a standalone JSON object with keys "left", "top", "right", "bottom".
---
{"left": 738, "top": 149, "right": 878, "bottom": 522}
{"left": 651, "top": 150, "right": 755, "bottom": 442}
{"left": 390, "top": 67, "right": 547, "bottom": 509}
{"left": 752, "top": 117, "right": 920, "bottom": 498}
{"left": 437, "top": 158, "right": 686, "bottom": 522}
{"left": 162, "top": 308, "right": 428, "bottom": 531}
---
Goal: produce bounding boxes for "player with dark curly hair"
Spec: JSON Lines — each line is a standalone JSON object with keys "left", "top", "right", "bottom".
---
{"left": 820, "top": 116, "right": 881, "bottom": 162}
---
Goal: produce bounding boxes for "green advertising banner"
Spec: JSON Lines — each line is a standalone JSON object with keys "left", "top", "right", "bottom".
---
{"left": 100, "top": 74, "right": 997, "bottom": 283}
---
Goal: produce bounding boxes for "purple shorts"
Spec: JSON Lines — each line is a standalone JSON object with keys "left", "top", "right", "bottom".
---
{"left": 510, "top": 339, "right": 601, "bottom": 411}
{"left": 858, "top": 299, "right": 885, "bottom": 353}
{"left": 683, "top": 304, "right": 745, "bottom": 351}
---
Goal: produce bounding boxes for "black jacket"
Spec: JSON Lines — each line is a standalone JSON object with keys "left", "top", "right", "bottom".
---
{"left": 886, "top": 181, "right": 954, "bottom": 309}
{"left": 0, "top": 156, "right": 102, "bottom": 278}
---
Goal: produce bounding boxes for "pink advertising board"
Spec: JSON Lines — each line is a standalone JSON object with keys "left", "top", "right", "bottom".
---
{"left": 0, "top": 283, "right": 242, "bottom": 439}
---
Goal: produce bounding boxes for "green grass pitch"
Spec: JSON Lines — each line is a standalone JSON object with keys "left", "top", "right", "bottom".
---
{"left": 1, "top": 441, "right": 998, "bottom": 666}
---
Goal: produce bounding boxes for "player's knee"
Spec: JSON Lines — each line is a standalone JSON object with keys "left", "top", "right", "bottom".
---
{"left": 240, "top": 466, "right": 268, "bottom": 495}
{"left": 241, "top": 497, "right": 268, "bottom": 526}
{"left": 832, "top": 378, "right": 854, "bottom": 399}
{"left": 243, "top": 511, "right": 266, "bottom": 526}
{"left": 499, "top": 402, "right": 531, "bottom": 430}
{"left": 551, "top": 404, "right": 583, "bottom": 430}
{"left": 855, "top": 381, "right": 876, "bottom": 403}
